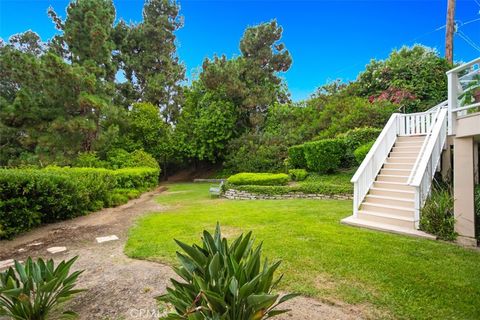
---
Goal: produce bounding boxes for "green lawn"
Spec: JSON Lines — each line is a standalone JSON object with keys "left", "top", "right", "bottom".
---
{"left": 125, "top": 183, "right": 480, "bottom": 319}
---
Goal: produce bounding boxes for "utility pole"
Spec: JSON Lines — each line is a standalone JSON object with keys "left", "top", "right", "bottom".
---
{"left": 445, "top": 0, "right": 456, "bottom": 63}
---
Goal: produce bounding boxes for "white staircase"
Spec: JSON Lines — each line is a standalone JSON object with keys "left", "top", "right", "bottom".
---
{"left": 343, "top": 104, "right": 448, "bottom": 239}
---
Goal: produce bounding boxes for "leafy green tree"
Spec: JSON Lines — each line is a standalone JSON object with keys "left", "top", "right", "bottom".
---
{"left": 351, "top": 45, "right": 451, "bottom": 112}
{"left": 117, "top": 0, "right": 185, "bottom": 122}
{"left": 176, "top": 84, "right": 237, "bottom": 162}
{"left": 200, "top": 20, "right": 291, "bottom": 129}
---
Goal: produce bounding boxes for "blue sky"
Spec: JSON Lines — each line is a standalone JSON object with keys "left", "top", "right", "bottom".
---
{"left": 1, "top": 0, "right": 479, "bottom": 101}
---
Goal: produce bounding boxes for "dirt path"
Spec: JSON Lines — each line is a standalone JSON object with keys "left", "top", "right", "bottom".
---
{"left": 0, "top": 186, "right": 371, "bottom": 320}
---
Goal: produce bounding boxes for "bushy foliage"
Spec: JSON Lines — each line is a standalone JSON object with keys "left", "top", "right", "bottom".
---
{"left": 227, "top": 173, "right": 289, "bottom": 186}
{"left": 158, "top": 224, "right": 298, "bottom": 319}
{"left": 287, "top": 145, "right": 306, "bottom": 169}
{"left": 74, "top": 151, "right": 108, "bottom": 168}
{"left": 308, "top": 95, "right": 397, "bottom": 139}
{"left": 352, "top": 45, "right": 451, "bottom": 112}
{"left": 338, "top": 127, "right": 381, "bottom": 152}
{"left": 420, "top": 183, "right": 456, "bottom": 241}
{"left": 0, "top": 256, "right": 84, "bottom": 320}
{"left": 354, "top": 141, "right": 375, "bottom": 164}
{"left": 223, "top": 133, "right": 287, "bottom": 173}
{"left": 105, "top": 149, "right": 160, "bottom": 169}
{"left": 0, "top": 167, "right": 159, "bottom": 239}
{"left": 288, "top": 169, "right": 308, "bottom": 181}
{"left": 303, "top": 138, "right": 345, "bottom": 173}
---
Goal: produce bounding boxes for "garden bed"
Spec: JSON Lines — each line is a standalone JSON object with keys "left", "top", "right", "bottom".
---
{"left": 223, "top": 169, "right": 354, "bottom": 200}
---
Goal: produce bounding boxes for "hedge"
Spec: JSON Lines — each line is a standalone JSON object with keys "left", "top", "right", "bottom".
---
{"left": 227, "top": 173, "right": 290, "bottom": 186}
{"left": 354, "top": 141, "right": 375, "bottom": 164}
{"left": 303, "top": 138, "right": 345, "bottom": 173}
{"left": 0, "top": 167, "right": 159, "bottom": 239}
{"left": 287, "top": 145, "right": 307, "bottom": 169}
{"left": 289, "top": 169, "right": 308, "bottom": 181}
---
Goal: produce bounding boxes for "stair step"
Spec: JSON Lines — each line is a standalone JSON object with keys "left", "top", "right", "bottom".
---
{"left": 380, "top": 168, "right": 412, "bottom": 176}
{"left": 365, "top": 195, "right": 415, "bottom": 208}
{"left": 386, "top": 157, "right": 416, "bottom": 164}
{"left": 369, "top": 187, "right": 415, "bottom": 200}
{"left": 389, "top": 151, "right": 419, "bottom": 158}
{"left": 392, "top": 146, "right": 421, "bottom": 152}
{"left": 383, "top": 162, "right": 414, "bottom": 170}
{"left": 376, "top": 174, "right": 409, "bottom": 183}
{"left": 373, "top": 181, "right": 415, "bottom": 191}
{"left": 360, "top": 202, "right": 414, "bottom": 218}
{"left": 394, "top": 141, "right": 424, "bottom": 147}
{"left": 357, "top": 210, "right": 416, "bottom": 229}
{"left": 396, "top": 136, "right": 426, "bottom": 142}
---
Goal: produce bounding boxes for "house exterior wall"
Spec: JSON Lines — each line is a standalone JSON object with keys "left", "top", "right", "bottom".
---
{"left": 453, "top": 113, "right": 480, "bottom": 246}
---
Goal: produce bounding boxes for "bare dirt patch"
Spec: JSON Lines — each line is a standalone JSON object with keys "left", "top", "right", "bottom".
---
{"left": 0, "top": 185, "right": 375, "bottom": 320}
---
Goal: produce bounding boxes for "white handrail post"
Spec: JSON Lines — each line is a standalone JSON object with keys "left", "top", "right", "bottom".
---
{"left": 447, "top": 71, "right": 457, "bottom": 135}
{"left": 414, "top": 186, "right": 420, "bottom": 228}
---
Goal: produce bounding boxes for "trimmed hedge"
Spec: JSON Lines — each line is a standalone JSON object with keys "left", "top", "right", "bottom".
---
{"left": 0, "top": 167, "right": 159, "bottom": 239}
{"left": 289, "top": 169, "right": 308, "bottom": 181}
{"left": 354, "top": 141, "right": 375, "bottom": 164}
{"left": 303, "top": 138, "right": 345, "bottom": 173}
{"left": 287, "top": 145, "right": 307, "bottom": 169}
{"left": 227, "top": 173, "right": 289, "bottom": 186}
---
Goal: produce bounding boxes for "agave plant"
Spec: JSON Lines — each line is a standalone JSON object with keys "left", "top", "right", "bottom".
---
{"left": 158, "top": 224, "right": 298, "bottom": 319}
{"left": 0, "top": 256, "right": 84, "bottom": 320}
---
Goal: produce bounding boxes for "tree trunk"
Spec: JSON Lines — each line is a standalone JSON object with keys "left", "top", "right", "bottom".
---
{"left": 445, "top": 0, "right": 456, "bottom": 64}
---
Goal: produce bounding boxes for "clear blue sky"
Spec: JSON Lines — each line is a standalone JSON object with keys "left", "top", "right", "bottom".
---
{"left": 1, "top": 0, "right": 479, "bottom": 101}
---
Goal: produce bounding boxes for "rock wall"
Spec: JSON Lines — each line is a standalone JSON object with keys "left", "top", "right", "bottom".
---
{"left": 222, "top": 189, "right": 352, "bottom": 200}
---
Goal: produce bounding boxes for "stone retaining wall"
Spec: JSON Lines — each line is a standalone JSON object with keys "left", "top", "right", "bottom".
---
{"left": 223, "top": 189, "right": 352, "bottom": 200}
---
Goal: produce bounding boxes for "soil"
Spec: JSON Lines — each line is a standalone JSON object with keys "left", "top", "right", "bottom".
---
{"left": 0, "top": 186, "right": 374, "bottom": 320}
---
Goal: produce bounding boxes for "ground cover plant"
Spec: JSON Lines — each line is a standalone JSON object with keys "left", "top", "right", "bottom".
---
{"left": 158, "top": 224, "right": 298, "bottom": 319}
{"left": 0, "top": 256, "right": 84, "bottom": 320}
{"left": 126, "top": 183, "right": 480, "bottom": 320}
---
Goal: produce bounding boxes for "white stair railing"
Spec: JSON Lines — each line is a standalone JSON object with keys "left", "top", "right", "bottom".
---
{"left": 409, "top": 108, "right": 448, "bottom": 228}
{"left": 351, "top": 113, "right": 399, "bottom": 216}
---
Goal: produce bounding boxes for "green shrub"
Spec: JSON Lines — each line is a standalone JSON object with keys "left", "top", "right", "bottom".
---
{"left": 73, "top": 151, "right": 107, "bottom": 168}
{"left": 234, "top": 183, "right": 351, "bottom": 196}
{"left": 107, "top": 149, "right": 160, "bottom": 169}
{"left": 287, "top": 145, "right": 306, "bottom": 169}
{"left": 0, "top": 256, "right": 84, "bottom": 320}
{"left": 227, "top": 173, "right": 290, "bottom": 186}
{"left": 354, "top": 141, "right": 375, "bottom": 164}
{"left": 289, "top": 169, "right": 308, "bottom": 181}
{"left": 158, "top": 224, "right": 298, "bottom": 319}
{"left": 0, "top": 166, "right": 159, "bottom": 239}
{"left": 338, "top": 127, "right": 381, "bottom": 152}
{"left": 420, "top": 184, "right": 457, "bottom": 241}
{"left": 113, "top": 167, "right": 159, "bottom": 190}
{"left": 303, "top": 138, "right": 345, "bottom": 173}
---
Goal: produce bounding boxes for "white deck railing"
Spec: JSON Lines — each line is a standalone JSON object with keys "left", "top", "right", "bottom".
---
{"left": 447, "top": 57, "right": 480, "bottom": 135}
{"left": 351, "top": 107, "right": 448, "bottom": 218}
{"left": 409, "top": 108, "right": 448, "bottom": 227}
{"left": 351, "top": 113, "right": 400, "bottom": 216}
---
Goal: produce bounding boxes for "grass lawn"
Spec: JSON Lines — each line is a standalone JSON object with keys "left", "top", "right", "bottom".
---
{"left": 125, "top": 183, "right": 480, "bottom": 319}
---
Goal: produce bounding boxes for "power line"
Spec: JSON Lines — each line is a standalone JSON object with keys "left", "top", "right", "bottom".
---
{"left": 457, "top": 31, "right": 480, "bottom": 52}
{"left": 473, "top": 0, "right": 480, "bottom": 9}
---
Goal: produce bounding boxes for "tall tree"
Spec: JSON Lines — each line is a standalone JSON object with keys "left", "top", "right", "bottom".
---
{"left": 200, "top": 20, "right": 292, "bottom": 129}
{"left": 49, "top": 0, "right": 116, "bottom": 80}
{"left": 445, "top": 0, "right": 456, "bottom": 63}
{"left": 118, "top": 0, "right": 185, "bottom": 122}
